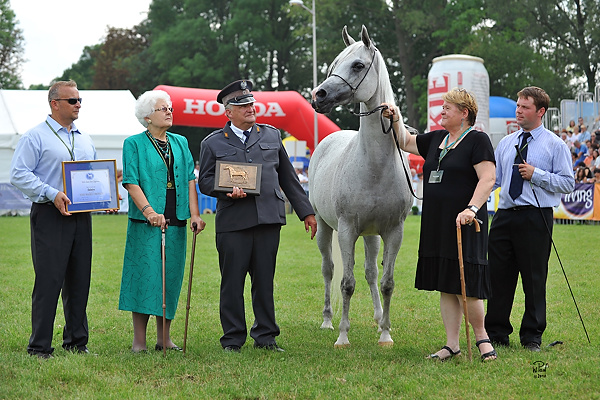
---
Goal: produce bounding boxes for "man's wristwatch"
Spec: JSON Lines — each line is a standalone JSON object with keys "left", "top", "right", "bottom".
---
{"left": 467, "top": 205, "right": 479, "bottom": 214}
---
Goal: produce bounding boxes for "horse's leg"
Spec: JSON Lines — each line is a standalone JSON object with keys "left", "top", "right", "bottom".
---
{"left": 335, "top": 220, "right": 358, "bottom": 348}
{"left": 378, "top": 226, "right": 404, "bottom": 346}
{"left": 363, "top": 235, "right": 383, "bottom": 329}
{"left": 316, "top": 215, "right": 335, "bottom": 330}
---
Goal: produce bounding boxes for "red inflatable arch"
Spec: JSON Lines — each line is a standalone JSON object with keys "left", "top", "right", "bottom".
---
{"left": 154, "top": 85, "right": 340, "bottom": 153}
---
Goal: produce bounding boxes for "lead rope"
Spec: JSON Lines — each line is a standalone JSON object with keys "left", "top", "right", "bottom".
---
{"left": 351, "top": 104, "right": 422, "bottom": 200}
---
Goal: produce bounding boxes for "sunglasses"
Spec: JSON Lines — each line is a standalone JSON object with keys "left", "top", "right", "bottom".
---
{"left": 55, "top": 98, "right": 82, "bottom": 105}
{"left": 154, "top": 106, "right": 174, "bottom": 113}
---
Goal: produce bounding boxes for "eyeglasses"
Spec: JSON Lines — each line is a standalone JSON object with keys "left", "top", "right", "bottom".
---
{"left": 54, "top": 98, "right": 82, "bottom": 105}
{"left": 154, "top": 106, "right": 173, "bottom": 113}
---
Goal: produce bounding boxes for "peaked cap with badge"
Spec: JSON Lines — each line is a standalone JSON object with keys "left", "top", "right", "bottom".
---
{"left": 217, "top": 80, "right": 255, "bottom": 106}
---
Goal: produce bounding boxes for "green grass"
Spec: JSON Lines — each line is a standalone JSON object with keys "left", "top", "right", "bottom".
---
{"left": 0, "top": 214, "right": 598, "bottom": 399}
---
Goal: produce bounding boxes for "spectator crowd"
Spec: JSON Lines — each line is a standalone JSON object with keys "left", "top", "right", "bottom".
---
{"left": 558, "top": 117, "right": 600, "bottom": 183}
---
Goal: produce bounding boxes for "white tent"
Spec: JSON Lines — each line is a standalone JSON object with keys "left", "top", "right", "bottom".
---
{"left": 0, "top": 89, "right": 143, "bottom": 180}
{"left": 0, "top": 89, "right": 142, "bottom": 214}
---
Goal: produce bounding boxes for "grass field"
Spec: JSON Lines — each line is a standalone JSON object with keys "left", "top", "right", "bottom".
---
{"left": 0, "top": 213, "right": 598, "bottom": 399}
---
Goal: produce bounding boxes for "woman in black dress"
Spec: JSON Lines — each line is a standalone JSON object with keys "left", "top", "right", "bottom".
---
{"left": 383, "top": 88, "right": 497, "bottom": 361}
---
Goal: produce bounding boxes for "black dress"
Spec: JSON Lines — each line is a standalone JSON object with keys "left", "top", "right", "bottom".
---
{"left": 415, "top": 129, "right": 495, "bottom": 298}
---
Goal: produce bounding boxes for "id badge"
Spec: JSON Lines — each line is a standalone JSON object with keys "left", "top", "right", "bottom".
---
{"left": 429, "top": 170, "right": 443, "bottom": 184}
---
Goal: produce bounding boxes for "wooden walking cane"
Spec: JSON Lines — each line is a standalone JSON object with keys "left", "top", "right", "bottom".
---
{"left": 183, "top": 222, "right": 199, "bottom": 354}
{"left": 161, "top": 220, "right": 169, "bottom": 358}
{"left": 456, "top": 218, "right": 481, "bottom": 362}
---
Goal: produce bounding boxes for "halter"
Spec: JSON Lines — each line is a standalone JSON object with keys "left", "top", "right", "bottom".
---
{"left": 327, "top": 46, "right": 379, "bottom": 108}
{"left": 329, "top": 46, "right": 421, "bottom": 200}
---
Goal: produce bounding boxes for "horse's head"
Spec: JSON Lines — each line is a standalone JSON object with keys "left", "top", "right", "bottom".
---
{"left": 312, "top": 25, "right": 382, "bottom": 114}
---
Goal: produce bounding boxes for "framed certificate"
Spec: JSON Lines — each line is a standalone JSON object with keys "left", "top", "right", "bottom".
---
{"left": 62, "top": 159, "right": 119, "bottom": 213}
{"left": 214, "top": 161, "right": 262, "bottom": 195}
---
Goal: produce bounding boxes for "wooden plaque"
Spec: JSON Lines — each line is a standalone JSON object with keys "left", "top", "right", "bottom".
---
{"left": 214, "top": 161, "right": 262, "bottom": 195}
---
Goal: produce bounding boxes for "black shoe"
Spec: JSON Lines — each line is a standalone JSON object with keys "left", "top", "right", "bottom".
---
{"left": 155, "top": 344, "right": 183, "bottom": 352}
{"left": 29, "top": 350, "right": 53, "bottom": 359}
{"left": 475, "top": 339, "right": 498, "bottom": 362}
{"left": 426, "top": 345, "right": 461, "bottom": 361}
{"left": 64, "top": 345, "right": 93, "bottom": 354}
{"left": 523, "top": 342, "right": 541, "bottom": 352}
{"left": 254, "top": 342, "right": 285, "bottom": 352}
{"left": 223, "top": 345, "right": 241, "bottom": 353}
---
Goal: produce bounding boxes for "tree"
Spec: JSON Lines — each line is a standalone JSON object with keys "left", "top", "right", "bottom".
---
{"left": 57, "top": 27, "right": 152, "bottom": 95}
{"left": 484, "top": 0, "right": 599, "bottom": 93}
{"left": 91, "top": 27, "right": 148, "bottom": 91}
{"left": 145, "top": 0, "right": 305, "bottom": 93}
{"left": 54, "top": 0, "right": 598, "bottom": 131}
{"left": 0, "top": 0, "right": 25, "bottom": 88}
{"left": 56, "top": 45, "right": 99, "bottom": 89}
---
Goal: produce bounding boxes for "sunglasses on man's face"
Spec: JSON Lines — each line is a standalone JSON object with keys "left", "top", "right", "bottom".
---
{"left": 54, "top": 98, "right": 82, "bottom": 105}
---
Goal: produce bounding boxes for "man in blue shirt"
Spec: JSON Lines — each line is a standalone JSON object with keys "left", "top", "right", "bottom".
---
{"left": 578, "top": 125, "right": 590, "bottom": 143}
{"left": 573, "top": 139, "right": 588, "bottom": 166}
{"left": 10, "top": 80, "right": 97, "bottom": 359}
{"left": 485, "top": 87, "right": 574, "bottom": 352}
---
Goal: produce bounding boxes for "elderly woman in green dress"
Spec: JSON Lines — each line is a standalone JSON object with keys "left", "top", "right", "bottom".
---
{"left": 119, "top": 90, "right": 205, "bottom": 352}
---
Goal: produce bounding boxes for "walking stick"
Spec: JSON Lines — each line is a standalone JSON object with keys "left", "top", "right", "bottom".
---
{"left": 183, "top": 222, "right": 199, "bottom": 354}
{"left": 161, "top": 220, "right": 169, "bottom": 357}
{"left": 456, "top": 218, "right": 481, "bottom": 362}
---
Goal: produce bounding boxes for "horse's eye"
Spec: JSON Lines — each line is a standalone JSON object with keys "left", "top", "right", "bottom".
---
{"left": 352, "top": 62, "right": 365, "bottom": 71}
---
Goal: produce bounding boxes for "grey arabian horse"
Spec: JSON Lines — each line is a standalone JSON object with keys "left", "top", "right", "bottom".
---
{"left": 309, "top": 25, "right": 412, "bottom": 347}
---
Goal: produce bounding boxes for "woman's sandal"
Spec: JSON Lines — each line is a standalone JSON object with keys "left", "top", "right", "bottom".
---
{"left": 426, "top": 345, "right": 461, "bottom": 361}
{"left": 476, "top": 339, "right": 498, "bottom": 362}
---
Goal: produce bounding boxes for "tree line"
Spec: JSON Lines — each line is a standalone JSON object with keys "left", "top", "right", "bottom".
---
{"left": 2, "top": 0, "right": 599, "bottom": 133}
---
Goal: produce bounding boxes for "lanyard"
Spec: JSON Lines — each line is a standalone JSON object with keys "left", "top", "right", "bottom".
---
{"left": 46, "top": 121, "right": 75, "bottom": 161}
{"left": 437, "top": 126, "right": 472, "bottom": 170}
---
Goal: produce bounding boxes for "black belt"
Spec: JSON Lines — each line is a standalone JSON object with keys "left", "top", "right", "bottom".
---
{"left": 503, "top": 205, "right": 551, "bottom": 211}
{"left": 506, "top": 205, "right": 536, "bottom": 211}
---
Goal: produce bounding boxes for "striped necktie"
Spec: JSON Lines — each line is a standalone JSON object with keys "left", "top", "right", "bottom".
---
{"left": 242, "top": 130, "right": 251, "bottom": 143}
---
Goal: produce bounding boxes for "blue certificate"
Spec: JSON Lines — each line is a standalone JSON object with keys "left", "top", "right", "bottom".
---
{"left": 62, "top": 159, "right": 119, "bottom": 213}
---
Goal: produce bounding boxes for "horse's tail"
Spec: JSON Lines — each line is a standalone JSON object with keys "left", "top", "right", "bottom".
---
{"left": 331, "top": 230, "right": 343, "bottom": 315}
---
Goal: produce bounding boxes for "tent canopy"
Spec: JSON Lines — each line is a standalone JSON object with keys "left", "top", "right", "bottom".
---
{"left": 489, "top": 96, "right": 517, "bottom": 118}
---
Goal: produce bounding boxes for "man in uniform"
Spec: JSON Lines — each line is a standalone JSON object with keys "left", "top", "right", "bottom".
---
{"left": 198, "top": 80, "right": 317, "bottom": 352}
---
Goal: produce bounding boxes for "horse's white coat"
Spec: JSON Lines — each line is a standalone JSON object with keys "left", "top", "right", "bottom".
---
{"left": 309, "top": 25, "right": 413, "bottom": 347}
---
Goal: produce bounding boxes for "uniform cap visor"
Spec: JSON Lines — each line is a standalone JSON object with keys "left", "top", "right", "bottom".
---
{"left": 226, "top": 94, "right": 255, "bottom": 106}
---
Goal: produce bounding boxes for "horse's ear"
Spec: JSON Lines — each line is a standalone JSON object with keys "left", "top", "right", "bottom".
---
{"left": 361, "top": 25, "right": 371, "bottom": 48}
{"left": 342, "top": 25, "right": 355, "bottom": 46}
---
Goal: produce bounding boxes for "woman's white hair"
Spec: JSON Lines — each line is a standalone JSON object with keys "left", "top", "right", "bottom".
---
{"left": 135, "top": 90, "right": 172, "bottom": 127}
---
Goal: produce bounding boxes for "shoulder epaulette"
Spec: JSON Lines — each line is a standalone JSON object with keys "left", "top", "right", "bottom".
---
{"left": 203, "top": 129, "right": 224, "bottom": 142}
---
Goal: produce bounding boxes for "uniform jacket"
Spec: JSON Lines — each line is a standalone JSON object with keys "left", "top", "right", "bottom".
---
{"left": 123, "top": 131, "right": 195, "bottom": 221}
{"left": 199, "top": 122, "right": 314, "bottom": 233}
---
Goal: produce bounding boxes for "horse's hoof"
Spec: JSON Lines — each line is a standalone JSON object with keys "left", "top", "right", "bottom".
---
{"left": 320, "top": 321, "right": 334, "bottom": 330}
{"left": 378, "top": 340, "right": 394, "bottom": 347}
{"left": 334, "top": 343, "right": 351, "bottom": 349}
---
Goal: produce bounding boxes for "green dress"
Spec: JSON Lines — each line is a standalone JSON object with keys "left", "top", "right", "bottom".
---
{"left": 118, "top": 131, "right": 195, "bottom": 319}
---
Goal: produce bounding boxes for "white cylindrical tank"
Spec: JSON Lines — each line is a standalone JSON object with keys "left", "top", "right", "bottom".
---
{"left": 427, "top": 54, "right": 489, "bottom": 133}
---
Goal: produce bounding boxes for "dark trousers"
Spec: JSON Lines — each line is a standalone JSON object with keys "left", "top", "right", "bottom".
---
{"left": 216, "top": 225, "right": 281, "bottom": 348}
{"left": 485, "top": 207, "right": 553, "bottom": 346}
{"left": 28, "top": 203, "right": 92, "bottom": 354}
